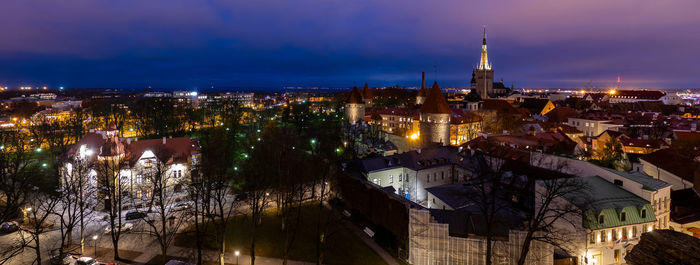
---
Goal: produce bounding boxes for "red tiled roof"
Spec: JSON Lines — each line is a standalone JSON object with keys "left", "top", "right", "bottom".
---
{"left": 545, "top": 107, "right": 579, "bottom": 123}
{"left": 675, "top": 131, "right": 700, "bottom": 142}
{"left": 482, "top": 99, "right": 520, "bottom": 115}
{"left": 347, "top": 86, "right": 363, "bottom": 104}
{"left": 419, "top": 82, "right": 450, "bottom": 114}
{"left": 641, "top": 149, "right": 699, "bottom": 183}
{"left": 450, "top": 109, "right": 482, "bottom": 124}
{"left": 126, "top": 137, "right": 200, "bottom": 167}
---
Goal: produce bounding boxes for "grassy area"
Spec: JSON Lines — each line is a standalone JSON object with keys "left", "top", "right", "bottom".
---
{"left": 174, "top": 204, "right": 387, "bottom": 265}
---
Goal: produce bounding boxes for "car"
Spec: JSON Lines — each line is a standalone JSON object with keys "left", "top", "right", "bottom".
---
{"left": 76, "top": 257, "right": 98, "bottom": 265}
{"left": 104, "top": 223, "right": 133, "bottom": 234}
{"left": 0, "top": 221, "right": 19, "bottom": 234}
{"left": 125, "top": 211, "right": 146, "bottom": 220}
{"left": 172, "top": 202, "right": 190, "bottom": 212}
{"left": 50, "top": 253, "right": 77, "bottom": 265}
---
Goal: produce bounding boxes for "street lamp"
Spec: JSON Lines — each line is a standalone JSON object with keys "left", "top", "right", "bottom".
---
{"left": 235, "top": 250, "right": 240, "bottom": 265}
{"left": 92, "top": 235, "right": 98, "bottom": 256}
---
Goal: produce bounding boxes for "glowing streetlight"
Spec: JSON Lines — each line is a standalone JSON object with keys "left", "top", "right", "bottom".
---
{"left": 235, "top": 250, "right": 240, "bottom": 265}
{"left": 92, "top": 235, "right": 99, "bottom": 256}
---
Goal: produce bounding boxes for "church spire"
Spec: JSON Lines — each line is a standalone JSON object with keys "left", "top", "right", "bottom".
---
{"left": 478, "top": 26, "right": 491, "bottom": 70}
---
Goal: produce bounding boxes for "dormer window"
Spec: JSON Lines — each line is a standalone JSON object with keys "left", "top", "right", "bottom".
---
{"left": 641, "top": 209, "right": 647, "bottom": 219}
{"left": 620, "top": 212, "right": 627, "bottom": 222}
{"left": 599, "top": 214, "right": 605, "bottom": 224}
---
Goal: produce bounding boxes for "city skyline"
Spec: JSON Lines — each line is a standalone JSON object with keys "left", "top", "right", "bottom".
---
{"left": 1, "top": 0, "right": 699, "bottom": 89}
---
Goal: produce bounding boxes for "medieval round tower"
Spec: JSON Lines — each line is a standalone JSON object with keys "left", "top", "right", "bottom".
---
{"left": 345, "top": 86, "right": 365, "bottom": 124}
{"left": 419, "top": 82, "right": 451, "bottom": 146}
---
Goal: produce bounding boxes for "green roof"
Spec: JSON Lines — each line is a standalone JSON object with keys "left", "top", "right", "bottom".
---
{"left": 561, "top": 176, "right": 656, "bottom": 229}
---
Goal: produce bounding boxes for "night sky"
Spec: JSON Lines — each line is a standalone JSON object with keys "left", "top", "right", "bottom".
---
{"left": 1, "top": 0, "right": 698, "bottom": 90}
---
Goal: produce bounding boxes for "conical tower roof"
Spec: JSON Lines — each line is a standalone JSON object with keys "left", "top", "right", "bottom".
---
{"left": 420, "top": 82, "right": 450, "bottom": 114}
{"left": 347, "top": 86, "right": 363, "bottom": 104}
{"left": 362, "top": 83, "right": 373, "bottom": 99}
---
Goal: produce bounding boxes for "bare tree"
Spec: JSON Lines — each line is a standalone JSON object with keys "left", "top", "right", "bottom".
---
{"left": 133, "top": 150, "right": 187, "bottom": 265}
{"left": 198, "top": 100, "right": 243, "bottom": 265}
{"left": 56, "top": 155, "right": 96, "bottom": 256}
{"left": 94, "top": 154, "right": 128, "bottom": 261}
{"left": 0, "top": 130, "right": 41, "bottom": 264}
{"left": 24, "top": 189, "right": 61, "bottom": 265}
{"left": 516, "top": 177, "right": 589, "bottom": 265}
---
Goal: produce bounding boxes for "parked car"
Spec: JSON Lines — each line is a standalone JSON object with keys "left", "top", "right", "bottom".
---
{"left": 125, "top": 211, "right": 146, "bottom": 220}
{"left": 0, "top": 221, "right": 19, "bottom": 234}
{"left": 76, "top": 257, "right": 98, "bottom": 265}
{"left": 103, "top": 223, "right": 133, "bottom": 235}
{"left": 172, "top": 202, "right": 190, "bottom": 212}
{"left": 50, "top": 253, "right": 77, "bottom": 265}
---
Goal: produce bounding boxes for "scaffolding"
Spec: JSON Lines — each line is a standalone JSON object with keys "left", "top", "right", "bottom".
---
{"left": 409, "top": 209, "right": 553, "bottom": 265}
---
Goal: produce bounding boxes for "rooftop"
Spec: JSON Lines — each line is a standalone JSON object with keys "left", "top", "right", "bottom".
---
{"left": 601, "top": 167, "right": 671, "bottom": 191}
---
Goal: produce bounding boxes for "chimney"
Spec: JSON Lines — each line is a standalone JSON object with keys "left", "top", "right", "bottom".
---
{"left": 421, "top": 72, "right": 425, "bottom": 89}
{"left": 162, "top": 136, "right": 167, "bottom": 144}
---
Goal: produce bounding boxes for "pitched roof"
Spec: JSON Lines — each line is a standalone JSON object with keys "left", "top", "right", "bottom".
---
{"left": 125, "top": 137, "right": 200, "bottom": 167}
{"left": 450, "top": 109, "right": 482, "bottom": 124}
{"left": 640, "top": 149, "right": 699, "bottom": 183}
{"left": 419, "top": 82, "right": 450, "bottom": 114}
{"left": 674, "top": 131, "right": 700, "bottom": 142}
{"left": 545, "top": 107, "right": 579, "bottom": 123}
{"left": 361, "top": 83, "right": 373, "bottom": 99}
{"left": 482, "top": 99, "right": 521, "bottom": 115}
{"left": 519, "top": 98, "right": 551, "bottom": 114}
{"left": 347, "top": 86, "right": 363, "bottom": 104}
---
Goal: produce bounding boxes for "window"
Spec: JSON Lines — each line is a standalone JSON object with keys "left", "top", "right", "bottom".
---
{"left": 406, "top": 174, "right": 409, "bottom": 182}
{"left": 144, "top": 159, "right": 152, "bottom": 167}
{"left": 146, "top": 189, "right": 152, "bottom": 198}
{"left": 633, "top": 226, "right": 638, "bottom": 237}
{"left": 614, "top": 179, "right": 623, "bottom": 186}
{"left": 136, "top": 174, "right": 143, "bottom": 184}
{"left": 599, "top": 214, "right": 605, "bottom": 224}
{"left": 641, "top": 209, "right": 647, "bottom": 219}
{"left": 623, "top": 227, "right": 628, "bottom": 239}
{"left": 614, "top": 249, "right": 620, "bottom": 263}
{"left": 426, "top": 175, "right": 430, "bottom": 183}
{"left": 590, "top": 232, "right": 595, "bottom": 244}
{"left": 389, "top": 175, "right": 393, "bottom": 184}
{"left": 601, "top": 230, "right": 606, "bottom": 242}
{"left": 621, "top": 212, "right": 627, "bottom": 222}
{"left": 398, "top": 174, "right": 402, "bottom": 182}
{"left": 441, "top": 171, "right": 444, "bottom": 180}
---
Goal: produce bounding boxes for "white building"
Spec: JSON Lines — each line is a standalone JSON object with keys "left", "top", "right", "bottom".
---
{"left": 539, "top": 176, "right": 659, "bottom": 265}
{"left": 567, "top": 117, "right": 622, "bottom": 137}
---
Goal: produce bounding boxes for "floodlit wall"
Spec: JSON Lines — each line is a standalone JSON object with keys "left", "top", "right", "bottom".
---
{"left": 408, "top": 209, "right": 553, "bottom": 265}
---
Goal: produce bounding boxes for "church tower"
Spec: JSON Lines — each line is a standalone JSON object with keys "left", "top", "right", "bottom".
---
{"left": 416, "top": 72, "right": 428, "bottom": 105}
{"left": 474, "top": 28, "right": 493, "bottom": 99}
{"left": 419, "top": 82, "right": 451, "bottom": 146}
{"left": 345, "top": 86, "right": 365, "bottom": 125}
